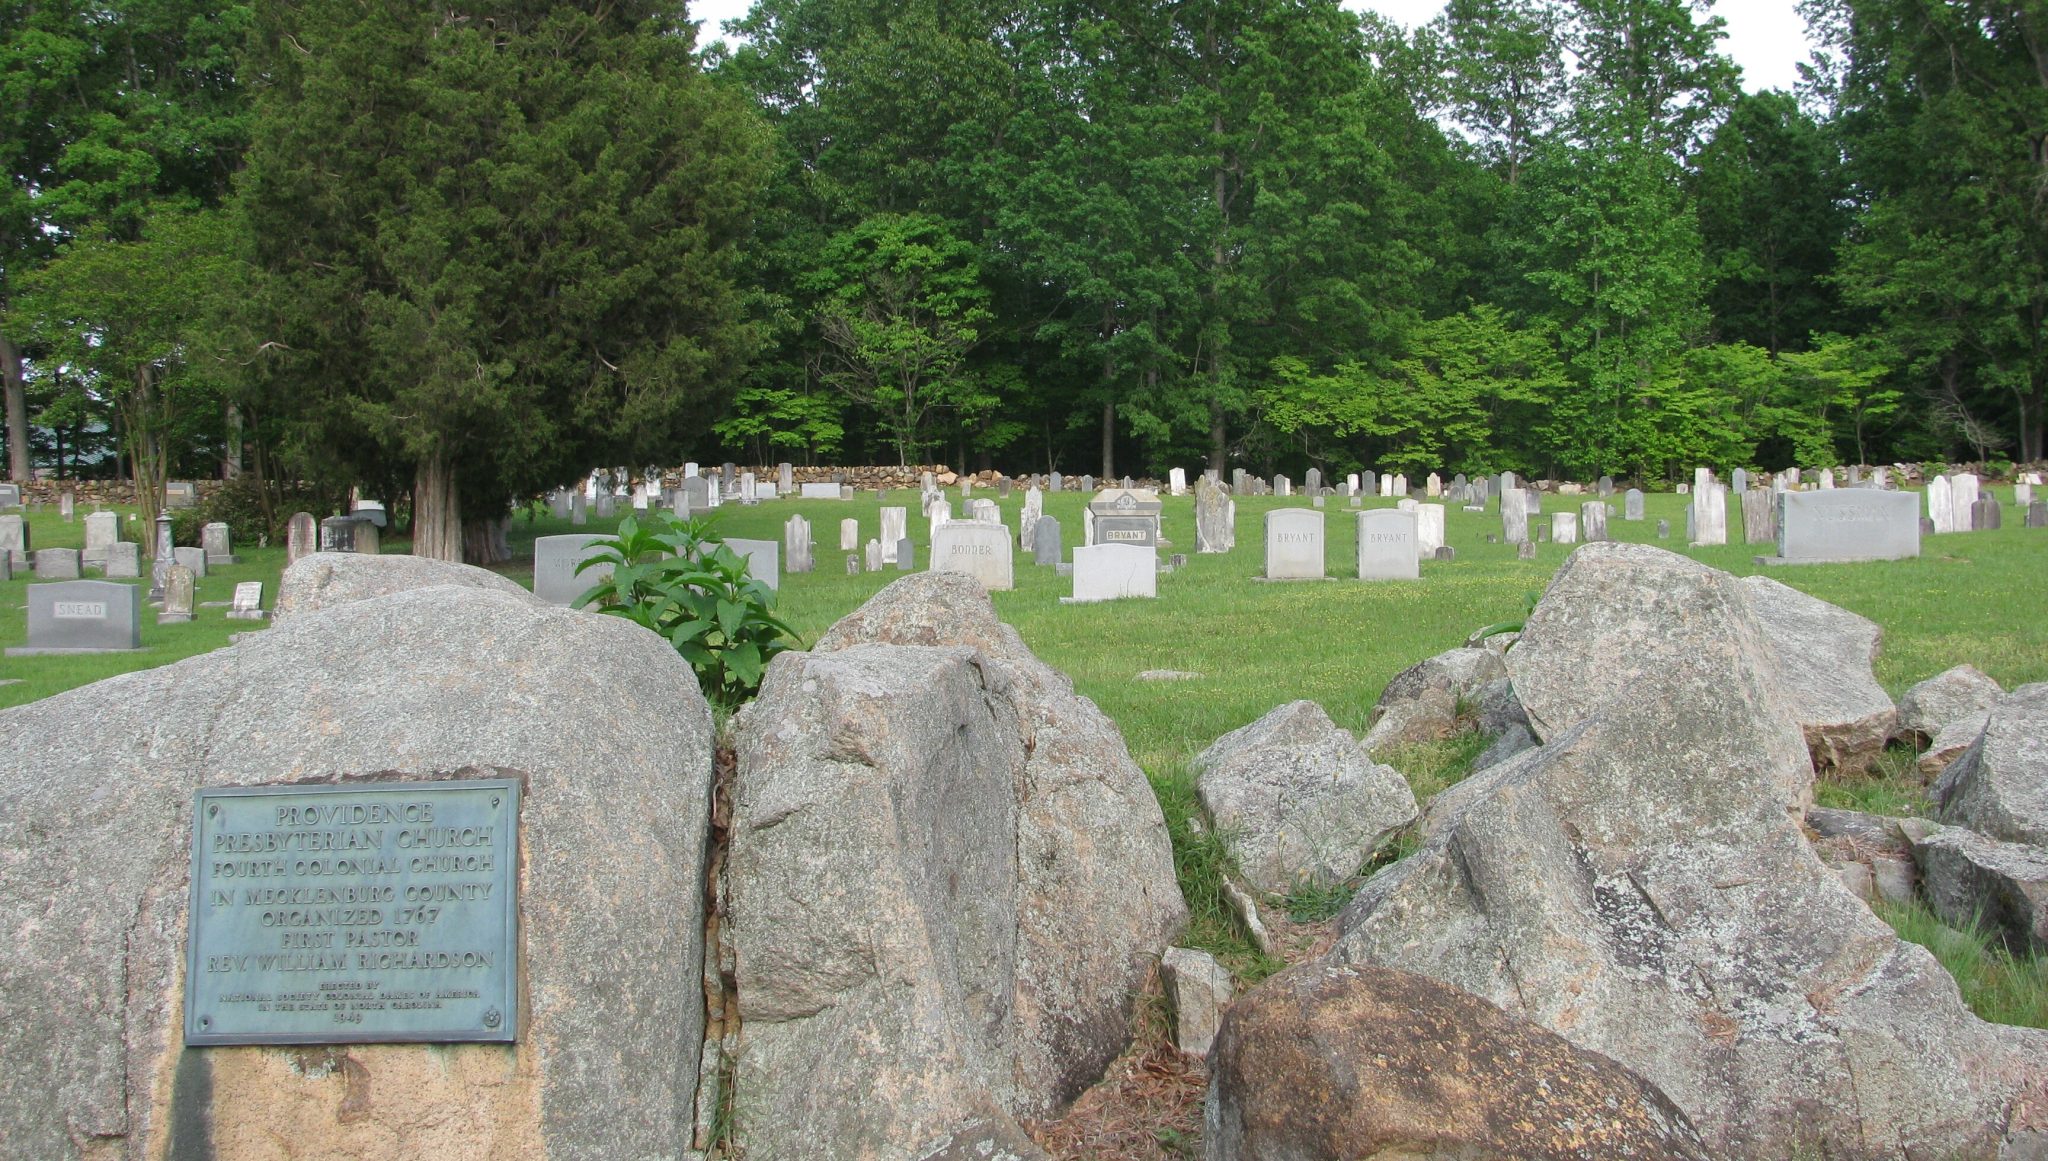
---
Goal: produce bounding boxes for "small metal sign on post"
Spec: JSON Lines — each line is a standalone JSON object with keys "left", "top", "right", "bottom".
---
{"left": 185, "top": 778, "right": 521, "bottom": 1046}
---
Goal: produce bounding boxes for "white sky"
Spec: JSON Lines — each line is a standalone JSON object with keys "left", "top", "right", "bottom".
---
{"left": 690, "top": 0, "right": 1814, "bottom": 94}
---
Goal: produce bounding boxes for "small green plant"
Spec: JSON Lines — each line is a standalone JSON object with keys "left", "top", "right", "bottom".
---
{"left": 576, "top": 513, "right": 802, "bottom": 708}
{"left": 1876, "top": 898, "right": 2048, "bottom": 1028}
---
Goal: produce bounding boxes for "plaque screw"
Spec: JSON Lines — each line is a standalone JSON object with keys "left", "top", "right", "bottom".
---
{"left": 208, "top": 804, "right": 219, "bottom": 818}
{"left": 491, "top": 797, "right": 501, "bottom": 808}
{"left": 482, "top": 1008, "right": 502, "bottom": 1029}
{"left": 199, "top": 1016, "right": 211, "bottom": 1028}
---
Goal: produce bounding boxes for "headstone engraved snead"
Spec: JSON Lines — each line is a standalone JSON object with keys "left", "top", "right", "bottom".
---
{"left": 6, "top": 580, "right": 145, "bottom": 655}
{"left": 184, "top": 780, "right": 521, "bottom": 1045}
{"left": 1264, "top": 509, "right": 1326, "bottom": 580}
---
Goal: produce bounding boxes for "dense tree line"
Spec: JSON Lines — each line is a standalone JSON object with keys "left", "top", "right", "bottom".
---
{"left": 3, "top": 0, "right": 2043, "bottom": 560}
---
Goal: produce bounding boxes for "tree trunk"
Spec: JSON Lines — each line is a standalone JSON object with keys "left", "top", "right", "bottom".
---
{"left": 463, "top": 515, "right": 510, "bottom": 565}
{"left": 1209, "top": 399, "right": 1227, "bottom": 475}
{"left": 412, "top": 450, "right": 464, "bottom": 561}
{"left": 1100, "top": 399, "right": 1115, "bottom": 479}
{"left": 2, "top": 330, "right": 29, "bottom": 482}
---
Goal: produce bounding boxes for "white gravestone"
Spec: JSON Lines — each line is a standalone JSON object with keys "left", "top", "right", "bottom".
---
{"left": 532, "top": 534, "right": 611, "bottom": 607}
{"left": 928, "top": 500, "right": 953, "bottom": 540}
{"left": 1952, "top": 473, "right": 1980, "bottom": 531}
{"left": 1927, "top": 476, "right": 1954, "bottom": 533}
{"left": 725, "top": 538, "right": 780, "bottom": 590}
{"left": 930, "top": 521, "right": 1014, "bottom": 591}
{"left": 1416, "top": 503, "right": 1446, "bottom": 555}
{"left": 1168, "top": 468, "right": 1187, "bottom": 496}
{"left": 1264, "top": 509, "right": 1325, "bottom": 580}
{"left": 879, "top": 507, "right": 907, "bottom": 563}
{"left": 1552, "top": 511, "right": 1579, "bottom": 545}
{"left": 1356, "top": 509, "right": 1418, "bottom": 581}
{"left": 840, "top": 518, "right": 860, "bottom": 551}
{"left": 1065, "top": 543, "right": 1158, "bottom": 603}
{"left": 786, "top": 516, "right": 813, "bottom": 574}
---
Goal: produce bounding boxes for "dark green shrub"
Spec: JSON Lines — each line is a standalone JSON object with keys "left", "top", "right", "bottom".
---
{"left": 576, "top": 514, "right": 801, "bottom": 708}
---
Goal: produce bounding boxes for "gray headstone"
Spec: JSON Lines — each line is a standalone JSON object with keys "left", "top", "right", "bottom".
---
{"left": 1079, "top": 475, "right": 1094, "bottom": 493}
{"left": 1770, "top": 490, "right": 1921, "bottom": 564}
{"left": 1501, "top": 488, "right": 1529, "bottom": 544}
{"left": 846, "top": 554, "right": 860, "bottom": 575}
{"left": 0, "top": 483, "right": 19, "bottom": 509}
{"left": 1356, "top": 509, "right": 1419, "bottom": 581}
{"left": 202, "top": 521, "right": 238, "bottom": 567}
{"left": 81, "top": 511, "right": 121, "bottom": 566}
{"left": 104, "top": 541, "right": 141, "bottom": 579}
{"left": 930, "top": 521, "right": 1014, "bottom": 591}
{"left": 1264, "top": 509, "right": 1325, "bottom": 580}
{"left": 1434, "top": 546, "right": 1456, "bottom": 562}
{"left": 895, "top": 538, "right": 915, "bottom": 570}
{"left": 6, "top": 580, "right": 144, "bottom": 654}
{"left": 1304, "top": 468, "right": 1322, "bottom": 495}
{"left": 1742, "top": 488, "right": 1776, "bottom": 546}
{"left": 1066, "top": 543, "right": 1157, "bottom": 603}
{"left": 287, "top": 512, "right": 318, "bottom": 565}
{"left": 1050, "top": 471, "right": 1064, "bottom": 493}
{"left": 1624, "top": 489, "right": 1645, "bottom": 521}
{"left": 999, "top": 479, "right": 1013, "bottom": 499}
{"left": 1516, "top": 540, "right": 1537, "bottom": 560}
{"left": 725, "top": 538, "right": 780, "bottom": 590}
{"left": 1732, "top": 468, "right": 1749, "bottom": 494}
{"left": 2027, "top": 501, "right": 2047, "bottom": 528}
{"left": 1032, "top": 515, "right": 1063, "bottom": 566}
{"left": 34, "top": 548, "right": 82, "bottom": 579}
{"left": 226, "top": 581, "right": 267, "bottom": 620}
{"left": 785, "top": 516, "right": 813, "bottom": 575}
{"left": 1581, "top": 501, "right": 1609, "bottom": 543}
{"left": 174, "top": 545, "right": 207, "bottom": 579}
{"left": 1598, "top": 475, "right": 1614, "bottom": 497}
{"left": 164, "top": 481, "right": 198, "bottom": 509}
{"left": 160, "top": 565, "right": 197, "bottom": 623}
{"left": 319, "top": 516, "right": 357, "bottom": 554}
{"left": 0, "top": 513, "right": 28, "bottom": 567}
{"left": 779, "top": 463, "right": 794, "bottom": 493}
{"left": 1970, "top": 497, "right": 2001, "bottom": 531}
{"left": 532, "top": 534, "right": 611, "bottom": 607}
{"left": 1657, "top": 519, "right": 1671, "bottom": 539}
{"left": 550, "top": 489, "right": 573, "bottom": 519}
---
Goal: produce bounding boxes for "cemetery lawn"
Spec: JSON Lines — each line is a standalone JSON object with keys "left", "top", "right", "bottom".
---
{"left": 4, "top": 486, "right": 2044, "bottom": 1021}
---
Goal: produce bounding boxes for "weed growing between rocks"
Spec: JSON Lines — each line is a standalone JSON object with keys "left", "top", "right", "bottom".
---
{"left": 1879, "top": 899, "right": 2048, "bottom": 1029}
{"left": 1814, "top": 741, "right": 1933, "bottom": 817}
{"left": 1146, "top": 762, "right": 1282, "bottom": 982}
{"left": 1024, "top": 964, "right": 1206, "bottom": 1161}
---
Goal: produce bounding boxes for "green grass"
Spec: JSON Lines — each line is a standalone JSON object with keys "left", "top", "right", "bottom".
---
{"left": 1814, "top": 743, "right": 1934, "bottom": 817}
{"left": 1877, "top": 898, "right": 2048, "bottom": 1029}
{"left": 5, "top": 482, "right": 2044, "bottom": 1021}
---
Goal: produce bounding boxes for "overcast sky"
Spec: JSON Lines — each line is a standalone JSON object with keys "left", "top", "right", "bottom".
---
{"left": 688, "top": 0, "right": 1817, "bottom": 94}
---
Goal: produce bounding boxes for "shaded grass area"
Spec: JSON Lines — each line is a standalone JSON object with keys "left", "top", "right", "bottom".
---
{"left": 5, "top": 485, "right": 2044, "bottom": 1030}
{"left": 1814, "top": 743, "right": 1934, "bottom": 817}
{"left": 1877, "top": 898, "right": 2048, "bottom": 1029}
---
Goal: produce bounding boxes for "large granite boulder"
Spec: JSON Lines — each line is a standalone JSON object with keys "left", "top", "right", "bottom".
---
{"left": 1898, "top": 664, "right": 2005, "bottom": 744}
{"left": 1203, "top": 960, "right": 1711, "bottom": 1160}
{"left": 722, "top": 573, "right": 1186, "bottom": 1160}
{"left": 1740, "top": 575, "right": 1897, "bottom": 775}
{"left": 274, "top": 551, "right": 537, "bottom": 619}
{"left": 1194, "top": 700, "right": 1417, "bottom": 893}
{"left": 0, "top": 586, "right": 716, "bottom": 1160}
{"left": 1923, "top": 712, "right": 1993, "bottom": 781}
{"left": 1934, "top": 683, "right": 2048, "bottom": 847}
{"left": 1909, "top": 824, "right": 2048, "bottom": 954}
{"left": 1339, "top": 543, "right": 2047, "bottom": 1158}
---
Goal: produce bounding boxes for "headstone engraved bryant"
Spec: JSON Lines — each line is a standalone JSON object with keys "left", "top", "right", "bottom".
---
{"left": 185, "top": 779, "right": 520, "bottom": 1045}
{"left": 1763, "top": 490, "right": 1921, "bottom": 565}
{"left": 930, "top": 521, "right": 1014, "bottom": 591}
{"left": 1355, "top": 509, "right": 1418, "bottom": 581}
{"left": 6, "top": 580, "right": 144, "bottom": 655}
{"left": 1088, "top": 488, "right": 1163, "bottom": 549}
{"left": 1264, "top": 509, "right": 1325, "bottom": 580}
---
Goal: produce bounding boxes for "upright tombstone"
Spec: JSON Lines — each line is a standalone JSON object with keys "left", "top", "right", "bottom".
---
{"left": 1392, "top": 473, "right": 1409, "bottom": 498}
{"left": 6, "top": 580, "right": 144, "bottom": 654}
{"left": 164, "top": 481, "right": 198, "bottom": 509}
{"left": 1066, "top": 543, "right": 1158, "bottom": 603}
{"left": 1657, "top": 519, "right": 1671, "bottom": 539}
{"left": 532, "top": 534, "right": 611, "bottom": 607}
{"left": 879, "top": 507, "right": 908, "bottom": 564}
{"left": 0, "top": 482, "right": 19, "bottom": 508}
{"left": 1551, "top": 511, "right": 1579, "bottom": 545}
{"left": 173, "top": 546, "right": 208, "bottom": 579}
{"left": 226, "top": 580, "right": 266, "bottom": 620}
{"left": 1581, "top": 500, "right": 1609, "bottom": 543}
{"left": 1622, "top": 489, "right": 1644, "bottom": 521}
{"left": 202, "top": 521, "right": 238, "bottom": 568}
{"left": 35, "top": 548, "right": 83, "bottom": 579}
{"left": 1356, "top": 508, "right": 1419, "bottom": 581}
{"left": 1732, "top": 468, "right": 1748, "bottom": 494}
{"left": 1501, "top": 487, "right": 1530, "bottom": 544}
{"left": 785, "top": 515, "right": 814, "bottom": 575}
{"left": 571, "top": 491, "right": 589, "bottom": 525}
{"left": 104, "top": 542, "right": 140, "bottom": 579}
{"left": 0, "top": 513, "right": 28, "bottom": 568}
{"left": 1819, "top": 468, "right": 1836, "bottom": 490}
{"left": 159, "top": 564, "right": 197, "bottom": 623}
{"left": 726, "top": 538, "right": 780, "bottom": 590}
{"left": 1031, "top": 515, "right": 1063, "bottom": 565}
{"left": 1361, "top": 470, "right": 1377, "bottom": 496}
{"left": 927, "top": 499, "right": 953, "bottom": 539}
{"left": 1305, "top": 468, "right": 1322, "bottom": 496}
{"left": 1275, "top": 474, "right": 1292, "bottom": 497}
{"left": 779, "top": 462, "right": 794, "bottom": 494}
{"left": 1379, "top": 474, "right": 1394, "bottom": 498}
{"left": 1425, "top": 472, "right": 1441, "bottom": 498}
{"left": 840, "top": 517, "right": 860, "bottom": 551}
{"left": 1346, "top": 473, "right": 1360, "bottom": 496}
{"left": 739, "top": 471, "right": 757, "bottom": 504}
{"left": 1049, "top": 471, "right": 1064, "bottom": 493}
{"left": 930, "top": 520, "right": 1015, "bottom": 591}
{"left": 1971, "top": 497, "right": 2002, "bottom": 531}
{"left": 58, "top": 491, "right": 74, "bottom": 521}
{"left": 1742, "top": 487, "right": 1777, "bottom": 546}
{"left": 1169, "top": 467, "right": 1188, "bottom": 496}
{"left": 1598, "top": 474, "right": 1616, "bottom": 498}
{"left": 895, "top": 538, "right": 915, "bottom": 570}
{"left": 1089, "top": 488, "right": 1164, "bottom": 549}
{"left": 1416, "top": 503, "right": 1447, "bottom": 555}
{"left": 81, "top": 511, "right": 121, "bottom": 568}
{"left": 1020, "top": 485, "right": 1044, "bottom": 551}
{"left": 2029, "top": 500, "right": 2048, "bottom": 528}
{"left": 971, "top": 499, "right": 1002, "bottom": 524}
{"left": 1263, "top": 509, "right": 1326, "bottom": 580}
{"left": 1952, "top": 473, "right": 1981, "bottom": 530}
{"left": 1768, "top": 489, "right": 1922, "bottom": 564}
{"left": 799, "top": 481, "right": 842, "bottom": 500}
{"left": 594, "top": 492, "right": 616, "bottom": 520}
{"left": 1927, "top": 476, "right": 1955, "bottom": 533}
{"left": 2017, "top": 482, "right": 2035, "bottom": 507}
{"left": 1691, "top": 482, "right": 1728, "bottom": 547}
